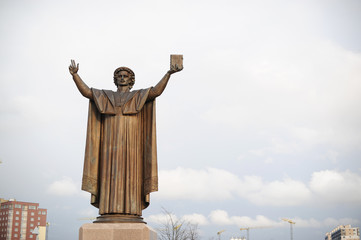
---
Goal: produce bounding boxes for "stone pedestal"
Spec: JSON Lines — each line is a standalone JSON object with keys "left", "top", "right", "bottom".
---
{"left": 79, "top": 223, "right": 157, "bottom": 240}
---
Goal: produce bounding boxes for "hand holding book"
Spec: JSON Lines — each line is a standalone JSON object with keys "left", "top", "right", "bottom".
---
{"left": 169, "top": 55, "right": 183, "bottom": 74}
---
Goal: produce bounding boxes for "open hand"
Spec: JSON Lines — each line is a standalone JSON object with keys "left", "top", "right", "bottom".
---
{"left": 69, "top": 59, "right": 79, "bottom": 75}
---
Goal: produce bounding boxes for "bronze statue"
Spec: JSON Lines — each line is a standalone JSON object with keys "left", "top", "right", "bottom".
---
{"left": 69, "top": 57, "right": 183, "bottom": 223}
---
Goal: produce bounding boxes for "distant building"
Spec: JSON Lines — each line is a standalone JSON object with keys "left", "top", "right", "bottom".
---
{"left": 325, "top": 225, "right": 360, "bottom": 240}
{"left": 0, "top": 199, "right": 47, "bottom": 240}
{"left": 326, "top": 231, "right": 332, "bottom": 240}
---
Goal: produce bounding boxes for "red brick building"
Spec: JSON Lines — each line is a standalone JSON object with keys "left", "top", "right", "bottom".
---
{"left": 0, "top": 199, "right": 47, "bottom": 240}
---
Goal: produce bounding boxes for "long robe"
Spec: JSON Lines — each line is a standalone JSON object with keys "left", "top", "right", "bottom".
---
{"left": 81, "top": 87, "right": 158, "bottom": 216}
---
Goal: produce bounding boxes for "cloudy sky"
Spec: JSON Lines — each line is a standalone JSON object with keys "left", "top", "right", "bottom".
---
{"left": 1, "top": 0, "right": 361, "bottom": 239}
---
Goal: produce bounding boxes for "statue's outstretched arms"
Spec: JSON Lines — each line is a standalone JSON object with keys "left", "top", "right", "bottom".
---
{"left": 69, "top": 60, "right": 93, "bottom": 100}
{"left": 147, "top": 64, "right": 183, "bottom": 101}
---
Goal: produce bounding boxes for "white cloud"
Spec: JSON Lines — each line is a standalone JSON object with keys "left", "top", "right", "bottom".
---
{"left": 323, "top": 218, "right": 361, "bottom": 228}
{"left": 0, "top": 94, "right": 63, "bottom": 133}
{"left": 157, "top": 167, "right": 361, "bottom": 207}
{"left": 264, "top": 157, "right": 274, "bottom": 164}
{"left": 249, "top": 137, "right": 301, "bottom": 157}
{"left": 146, "top": 213, "right": 178, "bottom": 225}
{"left": 148, "top": 209, "right": 360, "bottom": 229}
{"left": 291, "top": 127, "right": 330, "bottom": 145}
{"left": 209, "top": 210, "right": 282, "bottom": 227}
{"left": 238, "top": 177, "right": 311, "bottom": 206}
{"left": 209, "top": 210, "right": 233, "bottom": 225}
{"left": 158, "top": 167, "right": 311, "bottom": 206}
{"left": 291, "top": 217, "right": 360, "bottom": 228}
{"left": 158, "top": 167, "right": 241, "bottom": 201}
{"left": 183, "top": 214, "right": 209, "bottom": 226}
{"left": 209, "top": 210, "right": 360, "bottom": 229}
{"left": 147, "top": 212, "right": 208, "bottom": 227}
{"left": 322, "top": 150, "right": 340, "bottom": 164}
{"left": 47, "top": 176, "right": 80, "bottom": 196}
{"left": 202, "top": 38, "right": 361, "bottom": 151}
{"left": 309, "top": 170, "right": 361, "bottom": 205}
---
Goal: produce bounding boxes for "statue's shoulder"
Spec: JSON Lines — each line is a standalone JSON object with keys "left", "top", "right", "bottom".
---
{"left": 133, "top": 87, "right": 152, "bottom": 95}
{"left": 91, "top": 88, "right": 115, "bottom": 96}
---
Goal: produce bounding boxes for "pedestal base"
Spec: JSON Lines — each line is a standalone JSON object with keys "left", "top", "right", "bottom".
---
{"left": 79, "top": 223, "right": 157, "bottom": 240}
{"left": 94, "top": 214, "right": 145, "bottom": 223}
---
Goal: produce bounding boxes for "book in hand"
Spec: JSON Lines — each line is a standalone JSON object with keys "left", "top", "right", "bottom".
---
{"left": 170, "top": 54, "right": 183, "bottom": 71}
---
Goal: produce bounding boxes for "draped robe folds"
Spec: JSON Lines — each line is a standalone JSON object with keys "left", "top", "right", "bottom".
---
{"left": 81, "top": 87, "right": 158, "bottom": 216}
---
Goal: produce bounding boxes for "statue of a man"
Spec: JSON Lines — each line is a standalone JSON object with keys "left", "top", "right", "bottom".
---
{"left": 69, "top": 59, "right": 183, "bottom": 223}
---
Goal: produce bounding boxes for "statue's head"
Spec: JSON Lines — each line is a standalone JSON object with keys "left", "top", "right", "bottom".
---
{"left": 113, "top": 67, "right": 135, "bottom": 89}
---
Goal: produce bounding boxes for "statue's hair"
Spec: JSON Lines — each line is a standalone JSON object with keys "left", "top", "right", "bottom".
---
{"left": 113, "top": 67, "right": 135, "bottom": 89}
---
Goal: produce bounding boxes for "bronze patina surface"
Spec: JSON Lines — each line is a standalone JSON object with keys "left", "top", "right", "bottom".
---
{"left": 69, "top": 56, "right": 183, "bottom": 223}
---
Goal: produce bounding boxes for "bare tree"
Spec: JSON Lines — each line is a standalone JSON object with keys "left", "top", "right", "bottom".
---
{"left": 187, "top": 222, "right": 200, "bottom": 240}
{"left": 156, "top": 208, "right": 200, "bottom": 240}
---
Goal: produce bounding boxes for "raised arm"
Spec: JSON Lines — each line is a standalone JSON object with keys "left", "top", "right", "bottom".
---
{"left": 147, "top": 64, "right": 183, "bottom": 101}
{"left": 69, "top": 60, "right": 93, "bottom": 100}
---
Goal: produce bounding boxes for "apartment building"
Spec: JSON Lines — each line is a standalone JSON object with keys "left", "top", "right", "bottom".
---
{"left": 325, "top": 225, "right": 360, "bottom": 240}
{"left": 0, "top": 199, "right": 47, "bottom": 240}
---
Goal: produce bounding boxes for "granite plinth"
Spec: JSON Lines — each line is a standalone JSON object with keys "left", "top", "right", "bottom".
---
{"left": 79, "top": 223, "right": 157, "bottom": 240}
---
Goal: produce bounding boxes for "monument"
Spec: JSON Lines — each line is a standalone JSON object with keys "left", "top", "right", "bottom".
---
{"left": 69, "top": 55, "right": 183, "bottom": 239}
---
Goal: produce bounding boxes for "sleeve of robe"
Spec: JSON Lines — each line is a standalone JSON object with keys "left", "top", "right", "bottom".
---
{"left": 81, "top": 88, "right": 158, "bottom": 209}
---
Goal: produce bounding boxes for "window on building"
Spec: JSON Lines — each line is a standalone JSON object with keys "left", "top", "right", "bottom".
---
{"left": 30, "top": 234, "right": 33, "bottom": 238}
{"left": 15, "top": 204, "right": 21, "bottom": 208}
{"left": 14, "top": 228, "right": 18, "bottom": 232}
{"left": 31, "top": 212, "right": 34, "bottom": 216}
{"left": 38, "top": 217, "right": 40, "bottom": 220}
{"left": 14, "top": 233, "right": 18, "bottom": 237}
{"left": 42, "top": 211, "right": 46, "bottom": 215}
{"left": 29, "top": 206, "right": 36, "bottom": 210}
{"left": 15, "top": 217, "right": 19, "bottom": 220}
{"left": 15, "top": 211, "right": 20, "bottom": 215}
{"left": 15, "top": 222, "right": 19, "bottom": 226}
{"left": 30, "top": 218, "right": 34, "bottom": 221}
